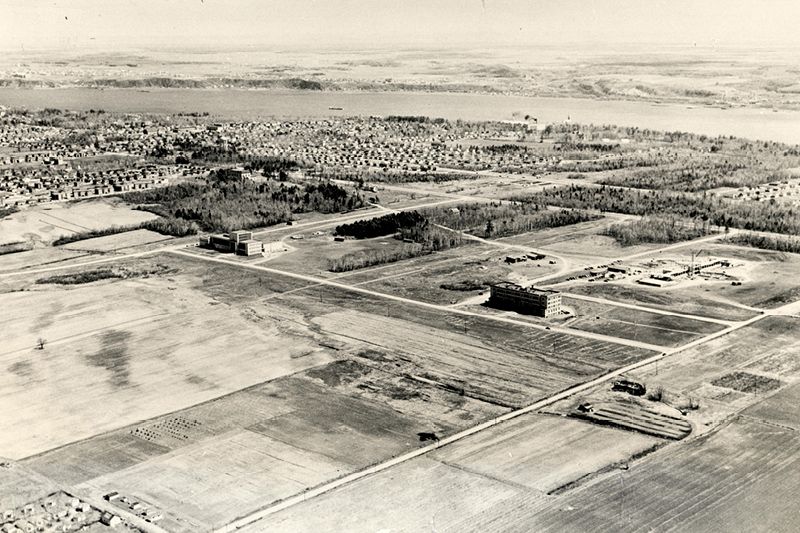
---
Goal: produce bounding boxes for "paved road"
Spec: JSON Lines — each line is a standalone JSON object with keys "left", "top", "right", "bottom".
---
{"left": 0, "top": 243, "right": 191, "bottom": 279}
{"left": 170, "top": 249, "right": 667, "bottom": 352}
{"left": 215, "top": 308, "right": 773, "bottom": 533}
{"left": 559, "top": 292, "right": 736, "bottom": 326}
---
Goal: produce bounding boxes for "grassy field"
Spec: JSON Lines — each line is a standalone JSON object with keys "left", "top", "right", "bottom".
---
{"left": 499, "top": 215, "right": 664, "bottom": 261}
{"left": 0, "top": 246, "right": 91, "bottom": 274}
{"left": 334, "top": 245, "right": 527, "bottom": 305}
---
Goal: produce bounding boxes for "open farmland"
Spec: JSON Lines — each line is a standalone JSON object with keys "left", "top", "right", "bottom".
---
{"left": 268, "top": 413, "right": 800, "bottom": 533}
{"left": 24, "top": 366, "right": 506, "bottom": 531}
{"left": 0, "top": 199, "right": 159, "bottom": 246}
{"left": 2, "top": 91, "right": 800, "bottom": 533}
{"left": 742, "top": 381, "right": 800, "bottom": 430}
{"left": 0, "top": 256, "right": 336, "bottom": 459}
{"left": 492, "top": 417, "right": 800, "bottom": 533}
{"left": 311, "top": 308, "right": 655, "bottom": 407}
{"left": 238, "top": 457, "right": 534, "bottom": 533}
{"left": 0, "top": 246, "right": 91, "bottom": 274}
{"left": 60, "top": 228, "right": 171, "bottom": 252}
{"left": 431, "top": 414, "right": 660, "bottom": 493}
{"left": 241, "top": 414, "right": 661, "bottom": 533}
{"left": 563, "top": 296, "right": 726, "bottom": 347}
{"left": 632, "top": 316, "right": 800, "bottom": 393}
{"left": 0, "top": 461, "right": 59, "bottom": 510}
{"left": 563, "top": 282, "right": 759, "bottom": 322}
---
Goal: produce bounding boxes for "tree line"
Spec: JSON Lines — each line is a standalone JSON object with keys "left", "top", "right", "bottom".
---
{"left": 123, "top": 177, "right": 363, "bottom": 234}
{"left": 598, "top": 162, "right": 788, "bottom": 192}
{"left": 725, "top": 233, "right": 800, "bottom": 254}
{"left": 335, "top": 211, "right": 425, "bottom": 239}
{"left": 603, "top": 215, "right": 713, "bottom": 246}
{"left": 423, "top": 202, "right": 598, "bottom": 239}
{"left": 525, "top": 185, "right": 800, "bottom": 235}
{"left": 328, "top": 219, "right": 465, "bottom": 272}
{"left": 311, "top": 168, "right": 479, "bottom": 184}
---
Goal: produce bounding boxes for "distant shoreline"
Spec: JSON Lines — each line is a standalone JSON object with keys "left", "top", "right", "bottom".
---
{"left": 1, "top": 87, "right": 799, "bottom": 144}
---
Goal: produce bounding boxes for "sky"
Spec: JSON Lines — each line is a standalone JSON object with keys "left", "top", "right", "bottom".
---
{"left": 1, "top": 0, "right": 799, "bottom": 52}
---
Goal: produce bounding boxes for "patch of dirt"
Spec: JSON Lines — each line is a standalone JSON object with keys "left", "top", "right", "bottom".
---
{"left": 711, "top": 371, "right": 782, "bottom": 394}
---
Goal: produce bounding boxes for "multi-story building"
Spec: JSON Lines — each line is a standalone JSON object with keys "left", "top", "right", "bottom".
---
{"left": 489, "top": 282, "right": 562, "bottom": 317}
{"left": 199, "top": 230, "right": 264, "bottom": 256}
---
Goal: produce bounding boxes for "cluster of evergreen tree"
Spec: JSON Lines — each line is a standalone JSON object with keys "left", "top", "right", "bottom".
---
{"left": 482, "top": 144, "right": 530, "bottom": 154}
{"left": 423, "top": 202, "right": 597, "bottom": 238}
{"left": 726, "top": 233, "right": 800, "bottom": 254}
{"left": 123, "top": 178, "right": 363, "bottom": 234}
{"left": 385, "top": 116, "right": 446, "bottom": 123}
{"left": 313, "top": 168, "right": 478, "bottom": 184}
{"left": 335, "top": 211, "right": 425, "bottom": 239}
{"left": 526, "top": 185, "right": 800, "bottom": 235}
{"left": 244, "top": 156, "right": 298, "bottom": 178}
{"left": 397, "top": 220, "right": 465, "bottom": 250}
{"left": 142, "top": 217, "right": 199, "bottom": 237}
{"left": 597, "top": 161, "right": 783, "bottom": 192}
{"left": 554, "top": 142, "right": 621, "bottom": 152}
{"left": 52, "top": 224, "right": 143, "bottom": 246}
{"left": 555, "top": 156, "right": 660, "bottom": 173}
{"left": 328, "top": 243, "right": 431, "bottom": 272}
{"left": 603, "top": 215, "right": 712, "bottom": 246}
{"left": 328, "top": 221, "right": 465, "bottom": 272}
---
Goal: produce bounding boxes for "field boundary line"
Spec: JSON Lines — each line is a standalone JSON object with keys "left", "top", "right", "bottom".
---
{"left": 560, "top": 292, "right": 736, "bottom": 326}
{"left": 431, "top": 457, "right": 544, "bottom": 494}
{"left": 213, "top": 304, "right": 768, "bottom": 532}
{"left": 169, "top": 249, "right": 667, "bottom": 352}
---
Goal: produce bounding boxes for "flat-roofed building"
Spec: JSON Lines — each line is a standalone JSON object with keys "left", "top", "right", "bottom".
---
{"left": 200, "top": 230, "right": 264, "bottom": 256}
{"left": 489, "top": 282, "right": 562, "bottom": 317}
{"left": 236, "top": 239, "right": 264, "bottom": 256}
{"left": 229, "top": 230, "right": 253, "bottom": 243}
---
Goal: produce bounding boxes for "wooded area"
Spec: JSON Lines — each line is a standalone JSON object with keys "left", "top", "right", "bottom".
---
{"left": 527, "top": 185, "right": 800, "bottom": 235}
{"left": 335, "top": 211, "right": 425, "bottom": 239}
{"left": 603, "top": 215, "right": 713, "bottom": 246}
{"left": 123, "top": 177, "right": 363, "bottom": 233}
{"left": 423, "top": 202, "right": 598, "bottom": 238}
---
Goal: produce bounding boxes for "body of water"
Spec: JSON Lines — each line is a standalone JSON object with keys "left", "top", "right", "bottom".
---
{"left": 1, "top": 88, "right": 799, "bottom": 144}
